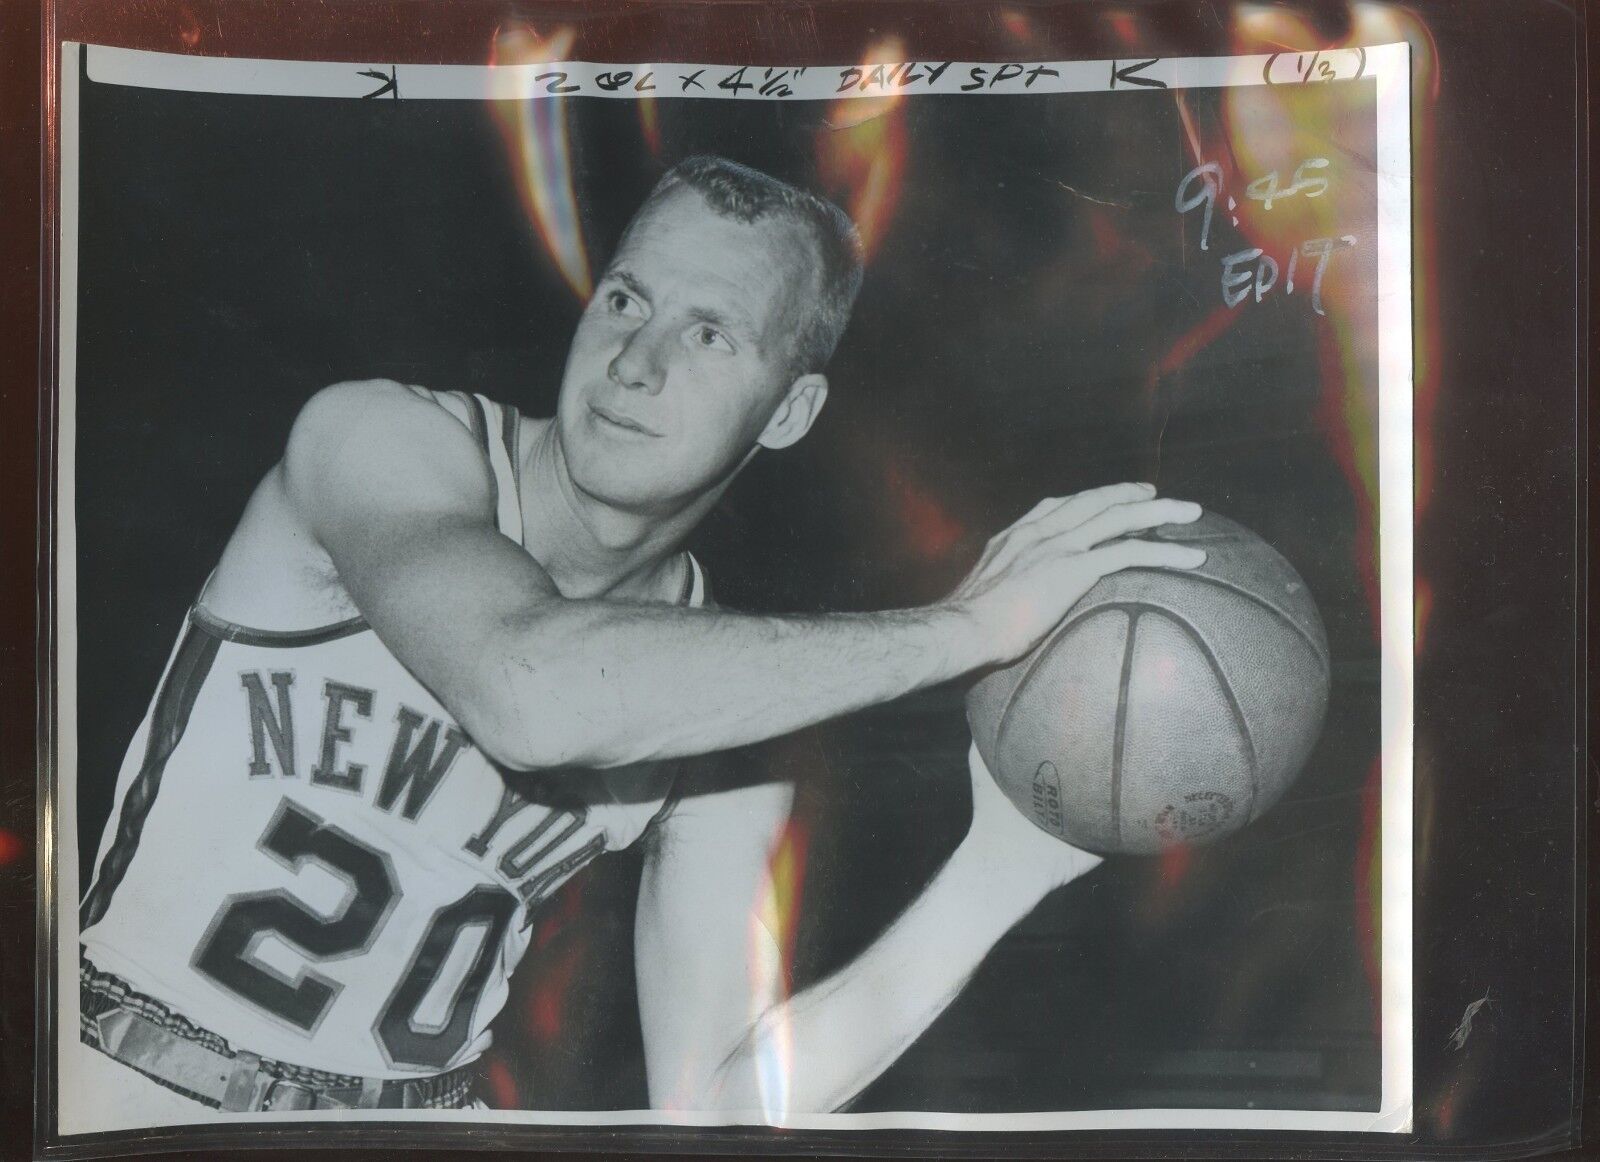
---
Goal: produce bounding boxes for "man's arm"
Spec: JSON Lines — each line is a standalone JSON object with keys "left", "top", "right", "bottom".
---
{"left": 634, "top": 757, "right": 798, "bottom": 1113}
{"left": 284, "top": 379, "right": 1204, "bottom": 771}
{"left": 636, "top": 742, "right": 1095, "bottom": 1115}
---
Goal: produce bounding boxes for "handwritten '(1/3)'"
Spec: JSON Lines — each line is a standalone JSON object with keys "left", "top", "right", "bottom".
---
{"left": 1174, "top": 159, "right": 1356, "bottom": 316}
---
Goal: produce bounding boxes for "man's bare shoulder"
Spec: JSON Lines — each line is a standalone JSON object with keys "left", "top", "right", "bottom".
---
{"left": 202, "top": 379, "right": 496, "bottom": 629}
{"left": 284, "top": 378, "right": 465, "bottom": 471}
{"left": 282, "top": 378, "right": 502, "bottom": 515}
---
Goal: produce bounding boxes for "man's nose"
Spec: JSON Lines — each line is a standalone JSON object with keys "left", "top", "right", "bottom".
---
{"left": 608, "top": 326, "right": 667, "bottom": 396}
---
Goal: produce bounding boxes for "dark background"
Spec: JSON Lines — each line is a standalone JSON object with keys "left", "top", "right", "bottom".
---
{"left": 2, "top": 0, "right": 1586, "bottom": 1158}
{"left": 69, "top": 60, "right": 1379, "bottom": 1114}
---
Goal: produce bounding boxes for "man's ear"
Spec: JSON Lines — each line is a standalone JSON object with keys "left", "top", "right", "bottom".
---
{"left": 757, "top": 374, "right": 829, "bottom": 451}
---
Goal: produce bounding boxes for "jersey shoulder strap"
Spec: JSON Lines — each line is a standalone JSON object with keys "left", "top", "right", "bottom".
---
{"left": 426, "top": 389, "right": 526, "bottom": 547}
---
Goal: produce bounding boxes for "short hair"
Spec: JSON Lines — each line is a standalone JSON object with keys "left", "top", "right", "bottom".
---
{"left": 627, "top": 155, "right": 864, "bottom": 376}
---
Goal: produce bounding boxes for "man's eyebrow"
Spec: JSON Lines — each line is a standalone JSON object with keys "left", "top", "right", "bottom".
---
{"left": 686, "top": 303, "right": 757, "bottom": 338}
{"left": 602, "top": 267, "right": 650, "bottom": 300}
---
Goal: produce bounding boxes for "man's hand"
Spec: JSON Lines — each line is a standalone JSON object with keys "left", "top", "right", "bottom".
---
{"left": 961, "top": 742, "right": 1101, "bottom": 897}
{"left": 638, "top": 742, "right": 1112, "bottom": 1116}
{"left": 942, "top": 482, "right": 1205, "bottom": 668}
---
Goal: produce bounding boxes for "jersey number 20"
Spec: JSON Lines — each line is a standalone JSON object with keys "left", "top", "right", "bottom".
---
{"left": 192, "top": 799, "right": 518, "bottom": 1070}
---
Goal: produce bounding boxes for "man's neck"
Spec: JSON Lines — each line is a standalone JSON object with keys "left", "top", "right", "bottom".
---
{"left": 519, "top": 418, "right": 716, "bottom": 601}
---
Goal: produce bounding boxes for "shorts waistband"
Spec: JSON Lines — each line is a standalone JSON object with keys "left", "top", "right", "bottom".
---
{"left": 80, "top": 959, "right": 476, "bottom": 1111}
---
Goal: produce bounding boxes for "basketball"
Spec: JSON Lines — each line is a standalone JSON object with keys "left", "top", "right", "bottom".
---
{"left": 965, "top": 511, "right": 1329, "bottom": 855}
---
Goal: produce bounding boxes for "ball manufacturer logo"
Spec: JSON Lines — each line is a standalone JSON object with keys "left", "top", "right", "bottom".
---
{"left": 1155, "top": 790, "right": 1236, "bottom": 843}
{"left": 1031, "top": 761, "right": 1066, "bottom": 837}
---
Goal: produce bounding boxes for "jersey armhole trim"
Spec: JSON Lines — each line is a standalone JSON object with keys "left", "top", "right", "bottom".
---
{"left": 185, "top": 391, "right": 524, "bottom": 648}
{"left": 430, "top": 388, "right": 502, "bottom": 520}
{"left": 458, "top": 391, "right": 491, "bottom": 451}
{"left": 683, "top": 553, "right": 708, "bottom": 608}
{"left": 645, "top": 556, "right": 711, "bottom": 837}
{"left": 189, "top": 606, "right": 369, "bottom": 647}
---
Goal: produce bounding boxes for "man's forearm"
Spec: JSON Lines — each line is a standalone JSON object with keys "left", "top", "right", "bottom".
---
{"left": 699, "top": 834, "right": 1047, "bottom": 1115}
{"left": 478, "top": 599, "right": 982, "bottom": 770}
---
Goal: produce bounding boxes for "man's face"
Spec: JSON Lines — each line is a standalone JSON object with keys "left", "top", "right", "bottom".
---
{"left": 555, "top": 186, "right": 821, "bottom": 513}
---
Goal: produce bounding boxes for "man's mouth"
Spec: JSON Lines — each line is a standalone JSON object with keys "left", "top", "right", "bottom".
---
{"left": 589, "top": 403, "right": 661, "bottom": 438}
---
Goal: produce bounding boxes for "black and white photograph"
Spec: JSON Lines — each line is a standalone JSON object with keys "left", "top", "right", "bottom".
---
{"left": 49, "top": 29, "right": 1414, "bottom": 1140}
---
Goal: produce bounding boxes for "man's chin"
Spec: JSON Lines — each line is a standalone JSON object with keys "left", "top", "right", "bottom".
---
{"left": 558, "top": 424, "right": 745, "bottom": 516}
{"left": 565, "top": 460, "right": 686, "bottom": 516}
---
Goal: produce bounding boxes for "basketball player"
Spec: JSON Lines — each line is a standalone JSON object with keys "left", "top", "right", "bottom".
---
{"left": 72, "top": 156, "right": 1204, "bottom": 1124}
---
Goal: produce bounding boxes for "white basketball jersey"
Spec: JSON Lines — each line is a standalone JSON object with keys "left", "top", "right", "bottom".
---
{"left": 80, "top": 390, "right": 705, "bottom": 1079}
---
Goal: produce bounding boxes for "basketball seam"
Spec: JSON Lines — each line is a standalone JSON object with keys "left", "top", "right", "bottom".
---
{"left": 996, "top": 601, "right": 1262, "bottom": 834}
{"left": 1153, "top": 531, "right": 1243, "bottom": 543}
{"left": 1160, "top": 611, "right": 1262, "bottom": 826}
{"left": 1109, "top": 611, "right": 1140, "bottom": 851}
{"left": 1004, "top": 571, "right": 1328, "bottom": 698}
{"left": 1170, "top": 572, "right": 1329, "bottom": 671}
{"left": 989, "top": 596, "right": 1284, "bottom": 836}
{"left": 990, "top": 606, "right": 1110, "bottom": 763}
{"left": 990, "top": 600, "right": 1176, "bottom": 768}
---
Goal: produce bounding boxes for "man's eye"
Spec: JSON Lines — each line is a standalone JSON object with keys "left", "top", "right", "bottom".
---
{"left": 605, "top": 290, "right": 644, "bottom": 318}
{"left": 691, "top": 325, "right": 735, "bottom": 354}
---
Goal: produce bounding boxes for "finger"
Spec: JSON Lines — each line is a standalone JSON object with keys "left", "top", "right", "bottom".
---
{"left": 1020, "top": 493, "right": 1191, "bottom": 546}
{"left": 1014, "top": 495, "right": 1067, "bottom": 525}
{"left": 1012, "top": 482, "right": 1153, "bottom": 532}
{"left": 1066, "top": 497, "right": 1202, "bottom": 549}
{"left": 1081, "top": 538, "right": 1207, "bottom": 575}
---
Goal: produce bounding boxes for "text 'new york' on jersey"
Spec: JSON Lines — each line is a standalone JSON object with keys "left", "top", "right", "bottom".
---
{"left": 80, "top": 390, "right": 708, "bottom": 1079}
